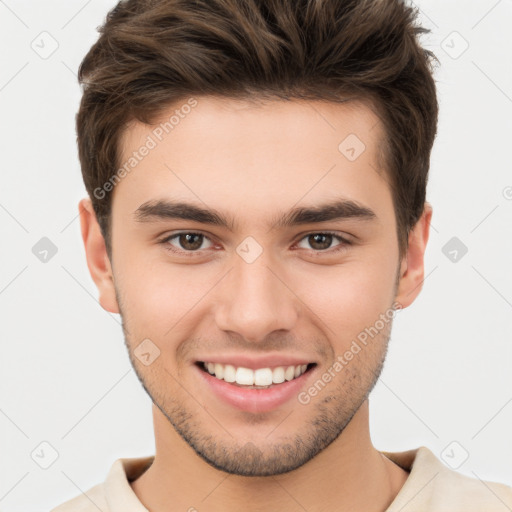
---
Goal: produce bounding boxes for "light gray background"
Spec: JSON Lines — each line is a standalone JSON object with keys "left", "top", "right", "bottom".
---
{"left": 1, "top": 1, "right": 511, "bottom": 510}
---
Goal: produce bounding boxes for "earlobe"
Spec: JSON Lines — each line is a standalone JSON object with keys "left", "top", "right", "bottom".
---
{"left": 79, "top": 198, "right": 120, "bottom": 314}
{"left": 395, "top": 202, "right": 433, "bottom": 309}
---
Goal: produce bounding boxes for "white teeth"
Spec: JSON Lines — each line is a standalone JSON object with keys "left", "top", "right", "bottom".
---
{"left": 214, "top": 363, "right": 224, "bottom": 379}
{"left": 223, "top": 364, "right": 236, "bottom": 383}
{"left": 284, "top": 365, "right": 295, "bottom": 381}
{"left": 202, "top": 362, "right": 310, "bottom": 386}
{"left": 254, "top": 368, "right": 273, "bottom": 386}
{"left": 235, "top": 367, "right": 254, "bottom": 386}
{"left": 272, "top": 366, "right": 285, "bottom": 384}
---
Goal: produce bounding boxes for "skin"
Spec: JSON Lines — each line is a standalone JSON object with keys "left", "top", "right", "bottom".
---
{"left": 80, "top": 96, "right": 432, "bottom": 511}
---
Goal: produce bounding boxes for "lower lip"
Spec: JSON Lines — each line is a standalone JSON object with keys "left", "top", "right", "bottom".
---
{"left": 195, "top": 364, "right": 315, "bottom": 413}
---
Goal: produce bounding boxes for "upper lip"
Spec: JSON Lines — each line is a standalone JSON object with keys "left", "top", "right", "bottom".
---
{"left": 195, "top": 353, "right": 316, "bottom": 370}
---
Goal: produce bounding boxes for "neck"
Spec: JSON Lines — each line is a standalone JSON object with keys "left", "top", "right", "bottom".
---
{"left": 131, "top": 400, "right": 409, "bottom": 512}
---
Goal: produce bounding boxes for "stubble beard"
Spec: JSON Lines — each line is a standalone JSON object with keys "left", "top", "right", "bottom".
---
{"left": 118, "top": 303, "right": 393, "bottom": 477}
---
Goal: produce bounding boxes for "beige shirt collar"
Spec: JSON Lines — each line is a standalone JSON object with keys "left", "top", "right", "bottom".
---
{"left": 104, "top": 447, "right": 436, "bottom": 511}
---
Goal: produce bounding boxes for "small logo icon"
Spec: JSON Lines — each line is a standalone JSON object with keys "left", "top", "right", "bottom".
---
{"left": 235, "top": 441, "right": 264, "bottom": 461}
{"left": 31, "top": 441, "right": 59, "bottom": 469}
{"left": 440, "top": 441, "right": 469, "bottom": 469}
{"left": 442, "top": 236, "right": 468, "bottom": 263}
{"left": 338, "top": 134, "right": 366, "bottom": 162}
{"left": 32, "top": 237, "right": 58, "bottom": 263}
{"left": 31, "top": 31, "right": 59, "bottom": 60}
{"left": 134, "top": 338, "right": 161, "bottom": 366}
{"left": 441, "top": 31, "right": 469, "bottom": 60}
{"left": 236, "top": 236, "right": 263, "bottom": 264}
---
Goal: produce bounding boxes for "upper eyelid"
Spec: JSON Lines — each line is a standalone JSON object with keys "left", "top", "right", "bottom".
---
{"left": 162, "top": 231, "right": 215, "bottom": 249}
{"left": 162, "top": 231, "right": 215, "bottom": 244}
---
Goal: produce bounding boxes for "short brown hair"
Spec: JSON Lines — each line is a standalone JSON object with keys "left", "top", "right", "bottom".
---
{"left": 77, "top": 0, "right": 438, "bottom": 259}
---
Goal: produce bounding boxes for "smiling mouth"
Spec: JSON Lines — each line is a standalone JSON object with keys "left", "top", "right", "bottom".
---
{"left": 196, "top": 361, "right": 316, "bottom": 389}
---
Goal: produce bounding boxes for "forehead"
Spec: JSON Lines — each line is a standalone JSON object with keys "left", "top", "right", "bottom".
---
{"left": 121, "top": 95, "right": 385, "bottom": 159}
{"left": 114, "top": 96, "right": 392, "bottom": 225}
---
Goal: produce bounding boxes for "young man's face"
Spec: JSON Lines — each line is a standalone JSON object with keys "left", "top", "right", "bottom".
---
{"left": 81, "top": 96, "right": 430, "bottom": 476}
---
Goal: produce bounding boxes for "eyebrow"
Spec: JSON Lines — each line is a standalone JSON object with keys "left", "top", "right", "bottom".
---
{"left": 134, "top": 197, "right": 377, "bottom": 231}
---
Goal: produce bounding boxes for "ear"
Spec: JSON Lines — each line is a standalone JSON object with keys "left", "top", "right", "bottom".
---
{"left": 79, "top": 197, "right": 119, "bottom": 314}
{"left": 395, "top": 202, "right": 433, "bottom": 308}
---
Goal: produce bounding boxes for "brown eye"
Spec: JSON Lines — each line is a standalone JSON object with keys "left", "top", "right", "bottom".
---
{"left": 164, "top": 232, "right": 213, "bottom": 252}
{"left": 180, "top": 233, "right": 202, "bottom": 250}
{"left": 307, "top": 233, "right": 333, "bottom": 250}
{"left": 296, "top": 232, "right": 349, "bottom": 253}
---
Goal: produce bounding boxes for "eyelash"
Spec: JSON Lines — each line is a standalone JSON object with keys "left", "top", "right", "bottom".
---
{"left": 158, "top": 231, "right": 352, "bottom": 257}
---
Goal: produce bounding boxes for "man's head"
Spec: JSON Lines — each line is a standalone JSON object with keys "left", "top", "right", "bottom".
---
{"left": 77, "top": 0, "right": 438, "bottom": 260}
{"left": 78, "top": 0, "right": 437, "bottom": 477}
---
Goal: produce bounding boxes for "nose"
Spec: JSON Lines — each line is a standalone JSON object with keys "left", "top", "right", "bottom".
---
{"left": 214, "top": 251, "right": 299, "bottom": 343}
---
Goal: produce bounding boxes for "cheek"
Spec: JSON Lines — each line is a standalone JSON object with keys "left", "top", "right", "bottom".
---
{"left": 115, "top": 255, "right": 218, "bottom": 337}
{"left": 293, "top": 254, "right": 398, "bottom": 344}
